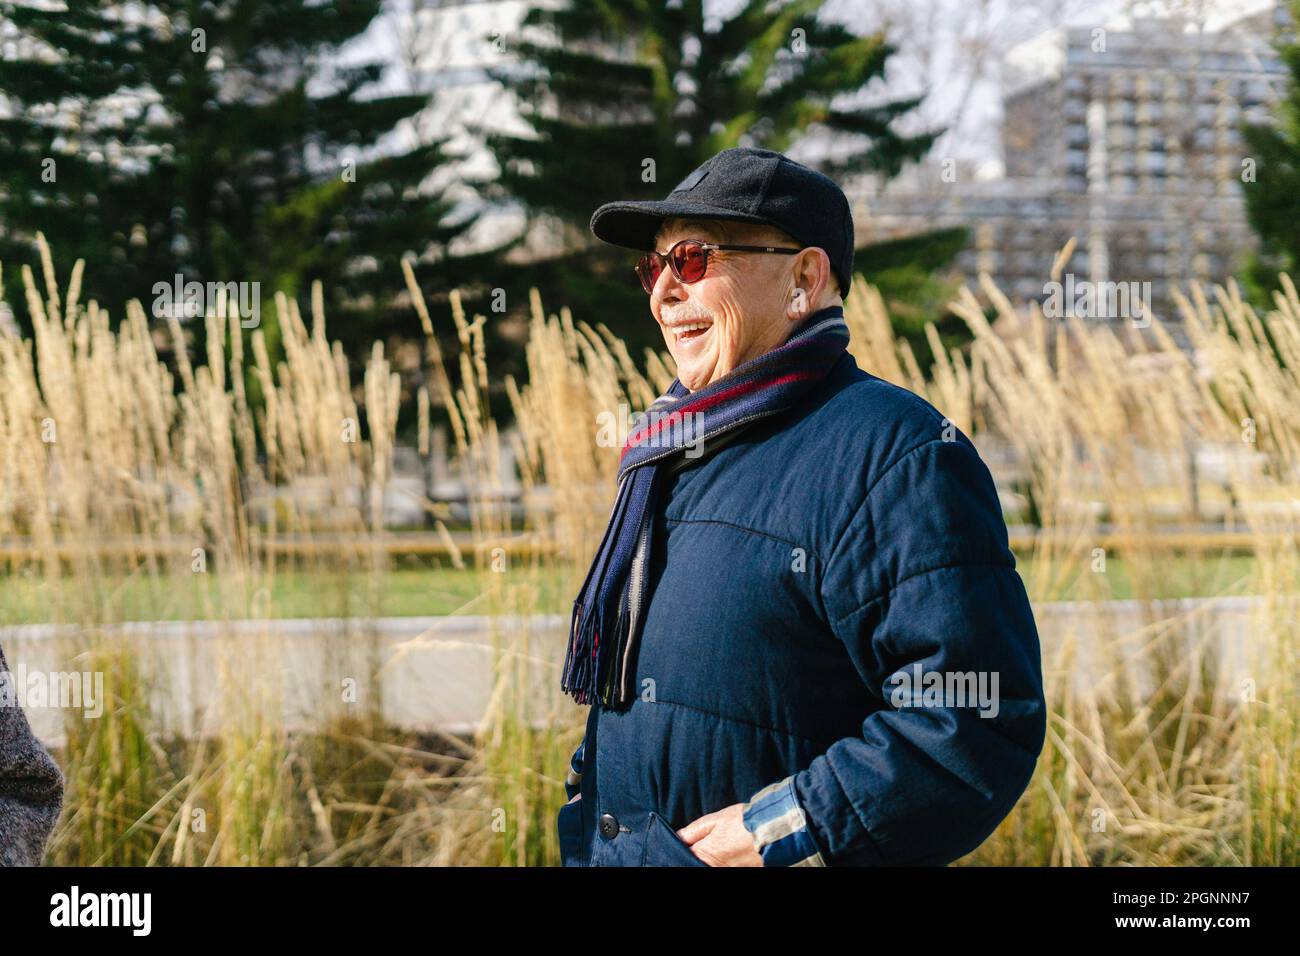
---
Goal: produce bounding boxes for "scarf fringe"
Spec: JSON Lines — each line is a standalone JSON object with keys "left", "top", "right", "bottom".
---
{"left": 606, "top": 596, "right": 630, "bottom": 704}
{"left": 562, "top": 588, "right": 633, "bottom": 706}
{"left": 562, "top": 598, "right": 600, "bottom": 705}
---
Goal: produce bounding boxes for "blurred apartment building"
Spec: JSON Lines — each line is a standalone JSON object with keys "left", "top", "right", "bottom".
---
{"left": 856, "top": 2, "right": 1293, "bottom": 323}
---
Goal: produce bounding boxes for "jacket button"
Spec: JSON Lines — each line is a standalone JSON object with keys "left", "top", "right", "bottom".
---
{"left": 598, "top": 812, "right": 619, "bottom": 839}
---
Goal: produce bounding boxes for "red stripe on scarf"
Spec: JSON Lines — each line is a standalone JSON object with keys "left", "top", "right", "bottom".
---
{"left": 620, "top": 370, "right": 818, "bottom": 461}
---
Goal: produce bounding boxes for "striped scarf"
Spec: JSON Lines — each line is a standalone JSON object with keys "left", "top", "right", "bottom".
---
{"left": 561, "top": 305, "right": 851, "bottom": 707}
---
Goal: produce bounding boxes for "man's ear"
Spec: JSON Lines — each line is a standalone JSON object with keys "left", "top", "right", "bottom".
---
{"left": 786, "top": 247, "right": 833, "bottom": 319}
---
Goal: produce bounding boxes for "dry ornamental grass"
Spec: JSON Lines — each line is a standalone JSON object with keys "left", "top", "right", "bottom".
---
{"left": 0, "top": 235, "right": 1294, "bottom": 865}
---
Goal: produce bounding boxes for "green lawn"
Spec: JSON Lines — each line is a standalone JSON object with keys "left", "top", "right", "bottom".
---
{"left": 0, "top": 553, "right": 1274, "bottom": 626}
{"left": 1014, "top": 552, "right": 1262, "bottom": 604}
{"left": 0, "top": 564, "right": 574, "bottom": 625}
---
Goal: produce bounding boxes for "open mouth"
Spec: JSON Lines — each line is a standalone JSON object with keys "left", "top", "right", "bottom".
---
{"left": 673, "top": 322, "right": 712, "bottom": 346}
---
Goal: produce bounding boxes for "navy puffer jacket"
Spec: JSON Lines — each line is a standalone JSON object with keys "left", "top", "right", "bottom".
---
{"left": 557, "top": 349, "right": 1046, "bottom": 867}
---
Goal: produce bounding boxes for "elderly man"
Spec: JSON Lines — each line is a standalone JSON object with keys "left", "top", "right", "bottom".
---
{"left": 556, "top": 146, "right": 1045, "bottom": 867}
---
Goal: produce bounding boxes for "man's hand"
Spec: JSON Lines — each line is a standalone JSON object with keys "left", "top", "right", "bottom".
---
{"left": 677, "top": 803, "right": 764, "bottom": 866}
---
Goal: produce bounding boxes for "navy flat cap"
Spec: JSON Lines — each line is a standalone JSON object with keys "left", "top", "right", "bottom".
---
{"left": 589, "top": 146, "right": 855, "bottom": 296}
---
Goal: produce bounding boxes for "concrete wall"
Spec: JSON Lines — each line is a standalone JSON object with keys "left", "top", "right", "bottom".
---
{"left": 2, "top": 595, "right": 1285, "bottom": 748}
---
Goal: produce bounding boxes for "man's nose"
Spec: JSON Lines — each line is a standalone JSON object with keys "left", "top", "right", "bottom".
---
{"left": 654, "top": 262, "right": 685, "bottom": 307}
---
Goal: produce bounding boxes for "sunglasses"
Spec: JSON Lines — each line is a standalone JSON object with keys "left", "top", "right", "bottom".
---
{"left": 635, "top": 238, "right": 803, "bottom": 295}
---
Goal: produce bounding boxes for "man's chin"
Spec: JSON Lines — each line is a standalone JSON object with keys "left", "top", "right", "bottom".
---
{"left": 678, "top": 367, "right": 711, "bottom": 392}
{"left": 677, "top": 355, "right": 720, "bottom": 392}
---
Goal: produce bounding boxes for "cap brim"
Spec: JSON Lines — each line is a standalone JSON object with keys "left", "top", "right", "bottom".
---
{"left": 589, "top": 199, "right": 773, "bottom": 251}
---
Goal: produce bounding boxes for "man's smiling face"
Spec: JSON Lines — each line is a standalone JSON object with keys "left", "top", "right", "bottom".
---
{"left": 647, "top": 216, "right": 841, "bottom": 392}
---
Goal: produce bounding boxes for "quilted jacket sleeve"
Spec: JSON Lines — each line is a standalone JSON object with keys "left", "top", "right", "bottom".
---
{"left": 743, "top": 436, "right": 1046, "bottom": 866}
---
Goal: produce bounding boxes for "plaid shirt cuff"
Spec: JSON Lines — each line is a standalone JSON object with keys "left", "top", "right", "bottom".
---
{"left": 741, "top": 775, "right": 826, "bottom": 867}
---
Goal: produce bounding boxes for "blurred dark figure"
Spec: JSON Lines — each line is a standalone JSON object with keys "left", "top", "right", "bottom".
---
{"left": 0, "top": 643, "right": 64, "bottom": 866}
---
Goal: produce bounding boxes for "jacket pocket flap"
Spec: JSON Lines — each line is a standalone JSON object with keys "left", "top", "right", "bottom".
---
{"left": 642, "top": 812, "right": 708, "bottom": 868}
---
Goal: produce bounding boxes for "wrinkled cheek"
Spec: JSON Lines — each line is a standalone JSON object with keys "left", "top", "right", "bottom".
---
{"left": 712, "top": 327, "right": 737, "bottom": 367}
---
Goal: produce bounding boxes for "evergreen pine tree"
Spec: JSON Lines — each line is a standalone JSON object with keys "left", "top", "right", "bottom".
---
{"left": 0, "top": 2, "right": 158, "bottom": 313}
{"left": 0, "top": 0, "right": 496, "bottom": 358}
{"left": 1242, "top": 1, "right": 1300, "bottom": 299}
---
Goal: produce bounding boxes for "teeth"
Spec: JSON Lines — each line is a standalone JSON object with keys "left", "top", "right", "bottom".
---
{"left": 675, "top": 323, "right": 710, "bottom": 334}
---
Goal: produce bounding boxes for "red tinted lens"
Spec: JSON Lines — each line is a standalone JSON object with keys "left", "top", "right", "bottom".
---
{"left": 673, "top": 241, "right": 708, "bottom": 282}
{"left": 637, "top": 254, "right": 663, "bottom": 293}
